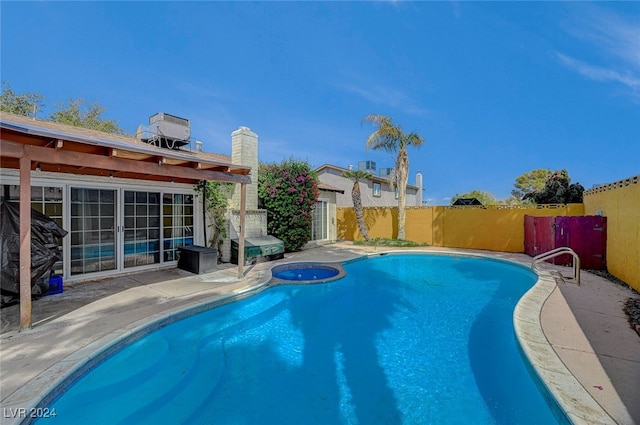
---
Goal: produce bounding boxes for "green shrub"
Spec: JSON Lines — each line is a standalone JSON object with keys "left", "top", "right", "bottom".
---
{"left": 258, "top": 159, "right": 319, "bottom": 252}
{"left": 353, "top": 238, "right": 428, "bottom": 247}
{"left": 194, "top": 180, "right": 232, "bottom": 253}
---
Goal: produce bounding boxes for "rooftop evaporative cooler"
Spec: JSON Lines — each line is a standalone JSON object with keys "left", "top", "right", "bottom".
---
{"left": 136, "top": 112, "right": 191, "bottom": 150}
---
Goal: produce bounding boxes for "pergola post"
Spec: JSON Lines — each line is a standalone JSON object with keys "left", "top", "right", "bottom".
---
{"left": 19, "top": 154, "right": 32, "bottom": 330}
{"left": 237, "top": 183, "right": 246, "bottom": 278}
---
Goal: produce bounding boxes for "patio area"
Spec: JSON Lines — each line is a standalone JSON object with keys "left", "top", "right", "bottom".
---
{"left": 1, "top": 242, "right": 638, "bottom": 424}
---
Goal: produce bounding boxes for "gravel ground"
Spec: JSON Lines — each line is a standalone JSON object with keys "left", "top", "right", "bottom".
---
{"left": 623, "top": 297, "right": 640, "bottom": 330}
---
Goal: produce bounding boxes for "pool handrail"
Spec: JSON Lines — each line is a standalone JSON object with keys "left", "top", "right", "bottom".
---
{"left": 531, "top": 246, "right": 580, "bottom": 285}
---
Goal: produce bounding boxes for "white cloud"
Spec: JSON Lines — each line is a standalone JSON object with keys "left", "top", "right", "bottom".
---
{"left": 567, "top": 6, "right": 640, "bottom": 70}
{"left": 557, "top": 5, "right": 640, "bottom": 101}
{"left": 338, "top": 81, "right": 432, "bottom": 116}
{"left": 340, "top": 82, "right": 407, "bottom": 108}
{"left": 556, "top": 52, "right": 640, "bottom": 90}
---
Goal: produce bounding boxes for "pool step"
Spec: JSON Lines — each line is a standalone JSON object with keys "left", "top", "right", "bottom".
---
{"left": 113, "top": 296, "right": 292, "bottom": 423}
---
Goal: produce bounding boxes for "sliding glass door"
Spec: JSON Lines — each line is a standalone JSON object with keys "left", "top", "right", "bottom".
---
{"left": 1, "top": 184, "right": 65, "bottom": 275}
{"left": 70, "top": 188, "right": 116, "bottom": 275}
{"left": 67, "top": 186, "right": 195, "bottom": 277}
{"left": 162, "top": 193, "right": 194, "bottom": 262}
{"left": 123, "top": 191, "right": 161, "bottom": 268}
{"left": 311, "top": 200, "right": 328, "bottom": 241}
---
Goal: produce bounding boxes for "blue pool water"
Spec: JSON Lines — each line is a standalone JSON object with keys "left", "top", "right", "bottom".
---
{"left": 39, "top": 254, "right": 562, "bottom": 424}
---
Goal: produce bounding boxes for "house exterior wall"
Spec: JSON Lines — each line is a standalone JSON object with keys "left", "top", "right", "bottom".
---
{"left": 584, "top": 175, "right": 639, "bottom": 292}
{"left": 305, "top": 190, "right": 339, "bottom": 248}
{"left": 317, "top": 166, "right": 419, "bottom": 207}
{"left": 0, "top": 169, "right": 202, "bottom": 282}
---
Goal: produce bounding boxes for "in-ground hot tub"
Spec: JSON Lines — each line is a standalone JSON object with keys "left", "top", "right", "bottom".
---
{"left": 270, "top": 262, "right": 346, "bottom": 284}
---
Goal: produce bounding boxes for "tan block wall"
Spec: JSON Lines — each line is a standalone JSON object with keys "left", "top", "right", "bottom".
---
{"left": 338, "top": 207, "right": 397, "bottom": 241}
{"left": 337, "top": 204, "right": 584, "bottom": 253}
{"left": 584, "top": 176, "right": 639, "bottom": 292}
{"left": 439, "top": 204, "right": 584, "bottom": 252}
{"left": 406, "top": 207, "right": 434, "bottom": 245}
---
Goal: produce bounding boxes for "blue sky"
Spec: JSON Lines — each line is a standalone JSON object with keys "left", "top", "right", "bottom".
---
{"left": 2, "top": 1, "right": 638, "bottom": 205}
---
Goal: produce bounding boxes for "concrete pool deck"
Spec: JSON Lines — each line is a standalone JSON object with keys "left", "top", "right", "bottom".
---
{"left": 1, "top": 243, "right": 638, "bottom": 424}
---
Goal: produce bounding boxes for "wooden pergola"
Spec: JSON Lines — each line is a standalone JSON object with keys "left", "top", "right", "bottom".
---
{"left": 0, "top": 113, "right": 252, "bottom": 330}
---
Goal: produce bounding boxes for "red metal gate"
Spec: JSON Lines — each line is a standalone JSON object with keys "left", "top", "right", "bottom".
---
{"left": 524, "top": 215, "right": 607, "bottom": 269}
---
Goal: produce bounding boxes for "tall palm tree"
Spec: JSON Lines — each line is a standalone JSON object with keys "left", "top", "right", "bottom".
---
{"left": 363, "top": 114, "right": 424, "bottom": 240}
{"left": 342, "top": 169, "right": 372, "bottom": 241}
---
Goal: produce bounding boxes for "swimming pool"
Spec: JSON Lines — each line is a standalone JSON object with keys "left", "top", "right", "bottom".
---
{"left": 36, "top": 253, "right": 565, "bottom": 424}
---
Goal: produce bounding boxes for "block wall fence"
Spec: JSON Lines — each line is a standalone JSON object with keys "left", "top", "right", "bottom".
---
{"left": 337, "top": 204, "right": 584, "bottom": 251}
{"left": 583, "top": 175, "right": 639, "bottom": 292}
{"left": 337, "top": 181, "right": 639, "bottom": 293}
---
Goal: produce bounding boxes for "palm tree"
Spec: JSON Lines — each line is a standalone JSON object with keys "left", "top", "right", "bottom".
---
{"left": 363, "top": 114, "right": 424, "bottom": 240}
{"left": 342, "top": 169, "right": 372, "bottom": 241}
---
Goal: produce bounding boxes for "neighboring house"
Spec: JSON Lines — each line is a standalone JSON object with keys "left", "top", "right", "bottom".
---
{"left": 315, "top": 163, "right": 423, "bottom": 208}
{"left": 0, "top": 112, "right": 252, "bottom": 287}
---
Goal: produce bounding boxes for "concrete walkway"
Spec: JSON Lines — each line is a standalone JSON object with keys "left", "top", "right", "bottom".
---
{"left": 541, "top": 269, "right": 640, "bottom": 424}
{"left": 1, "top": 243, "right": 638, "bottom": 424}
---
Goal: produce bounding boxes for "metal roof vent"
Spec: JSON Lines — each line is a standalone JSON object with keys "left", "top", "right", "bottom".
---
{"left": 379, "top": 167, "right": 393, "bottom": 178}
{"left": 136, "top": 112, "right": 190, "bottom": 150}
{"left": 358, "top": 160, "right": 376, "bottom": 172}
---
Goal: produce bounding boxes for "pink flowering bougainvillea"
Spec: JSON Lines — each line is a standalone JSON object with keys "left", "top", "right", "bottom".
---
{"left": 258, "top": 159, "right": 320, "bottom": 252}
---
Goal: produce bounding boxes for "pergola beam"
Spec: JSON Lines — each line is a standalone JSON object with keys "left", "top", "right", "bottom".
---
{"left": 0, "top": 140, "right": 250, "bottom": 184}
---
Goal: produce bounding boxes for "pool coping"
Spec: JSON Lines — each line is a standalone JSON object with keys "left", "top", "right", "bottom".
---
{"left": 1, "top": 249, "right": 618, "bottom": 425}
{"left": 513, "top": 274, "right": 617, "bottom": 425}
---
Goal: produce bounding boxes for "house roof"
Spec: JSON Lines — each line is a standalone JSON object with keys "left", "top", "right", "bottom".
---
{"left": 317, "top": 182, "right": 345, "bottom": 194}
{"left": 0, "top": 112, "right": 251, "bottom": 185}
{"left": 315, "top": 163, "right": 420, "bottom": 190}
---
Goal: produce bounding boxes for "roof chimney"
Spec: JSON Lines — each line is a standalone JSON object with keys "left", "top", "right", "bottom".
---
{"left": 194, "top": 140, "right": 203, "bottom": 151}
{"left": 231, "top": 126, "right": 258, "bottom": 210}
{"left": 415, "top": 171, "right": 423, "bottom": 206}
